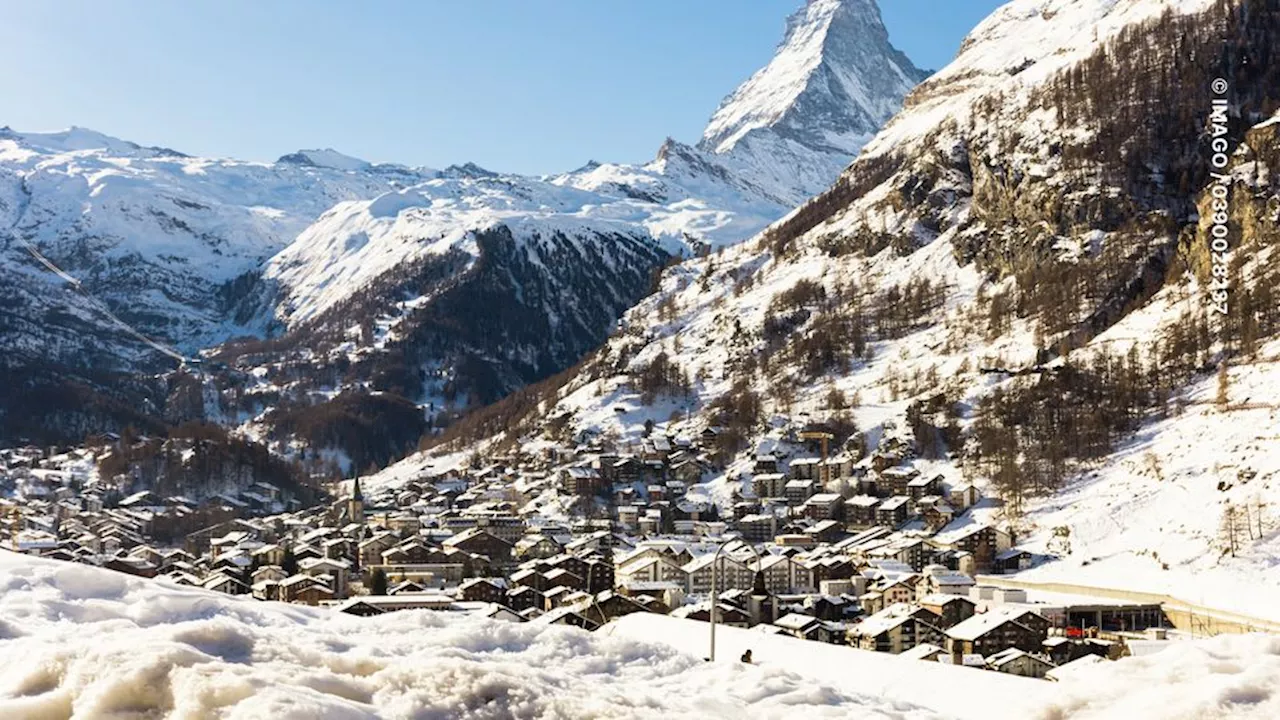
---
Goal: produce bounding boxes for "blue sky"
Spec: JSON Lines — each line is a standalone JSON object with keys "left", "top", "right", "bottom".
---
{"left": 0, "top": 1, "right": 1003, "bottom": 174}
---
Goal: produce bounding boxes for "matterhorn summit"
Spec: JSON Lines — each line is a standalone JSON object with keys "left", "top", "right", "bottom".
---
{"left": 698, "top": 0, "right": 928, "bottom": 204}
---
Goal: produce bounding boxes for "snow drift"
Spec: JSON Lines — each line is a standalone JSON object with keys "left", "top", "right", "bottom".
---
{"left": 2, "top": 552, "right": 1280, "bottom": 719}
{"left": 0, "top": 552, "right": 933, "bottom": 719}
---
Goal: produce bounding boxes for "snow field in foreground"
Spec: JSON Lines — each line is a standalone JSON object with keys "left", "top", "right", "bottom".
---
{"left": 0, "top": 552, "right": 937, "bottom": 719}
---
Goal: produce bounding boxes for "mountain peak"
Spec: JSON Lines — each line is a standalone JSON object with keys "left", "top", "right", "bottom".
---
{"left": 7, "top": 126, "right": 145, "bottom": 155}
{"left": 694, "top": 0, "right": 927, "bottom": 203}
{"left": 276, "top": 148, "right": 371, "bottom": 171}
{"left": 701, "top": 0, "right": 926, "bottom": 156}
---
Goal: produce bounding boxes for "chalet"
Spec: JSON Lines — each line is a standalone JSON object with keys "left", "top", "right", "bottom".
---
{"left": 574, "top": 590, "right": 649, "bottom": 625}
{"left": 332, "top": 594, "right": 454, "bottom": 614}
{"left": 804, "top": 593, "right": 850, "bottom": 622}
{"left": 458, "top": 577, "right": 507, "bottom": 603}
{"left": 538, "top": 607, "right": 600, "bottom": 631}
{"left": 806, "top": 556, "right": 854, "bottom": 586}
{"left": 299, "top": 557, "right": 351, "bottom": 598}
{"left": 323, "top": 537, "right": 355, "bottom": 563}
{"left": 542, "top": 585, "right": 575, "bottom": 610}
{"left": 936, "top": 524, "right": 1012, "bottom": 573}
{"left": 514, "top": 534, "right": 563, "bottom": 560}
{"left": 868, "top": 535, "right": 933, "bottom": 570}
{"left": 359, "top": 533, "right": 400, "bottom": 567}
{"left": 918, "top": 497, "right": 955, "bottom": 533}
{"left": 757, "top": 553, "right": 815, "bottom": 594}
{"left": 252, "top": 543, "right": 286, "bottom": 567}
{"left": 917, "top": 567, "right": 977, "bottom": 598}
{"left": 202, "top": 573, "right": 248, "bottom": 596}
{"left": 581, "top": 558, "right": 614, "bottom": 593}
{"left": 986, "top": 648, "right": 1055, "bottom": 679}
{"left": 544, "top": 568, "right": 585, "bottom": 591}
{"left": 252, "top": 565, "right": 288, "bottom": 585}
{"left": 1044, "top": 654, "right": 1109, "bottom": 682}
{"left": 850, "top": 603, "right": 945, "bottom": 654}
{"left": 506, "top": 585, "right": 545, "bottom": 612}
{"left": 672, "top": 602, "right": 750, "bottom": 628}
{"left": 103, "top": 555, "right": 158, "bottom": 578}
{"left": 878, "top": 576, "right": 917, "bottom": 606}
{"left": 699, "top": 427, "right": 724, "bottom": 448}
{"left": 753, "top": 453, "right": 779, "bottom": 474}
{"left": 948, "top": 483, "right": 981, "bottom": 510}
{"left": 880, "top": 467, "right": 920, "bottom": 496}
{"left": 616, "top": 554, "right": 689, "bottom": 591}
{"left": 251, "top": 579, "right": 282, "bottom": 601}
{"left": 388, "top": 580, "right": 429, "bottom": 595}
{"left": 945, "top": 608, "right": 1051, "bottom": 659}
{"left": 443, "top": 528, "right": 514, "bottom": 564}
{"left": 906, "top": 473, "right": 941, "bottom": 502}
{"left": 336, "top": 600, "right": 386, "bottom": 617}
{"left": 918, "top": 593, "right": 977, "bottom": 629}
{"left": 994, "top": 547, "right": 1036, "bottom": 573}
{"left": 559, "top": 466, "right": 602, "bottom": 496}
{"left": 610, "top": 456, "right": 642, "bottom": 484}
{"left": 774, "top": 613, "right": 824, "bottom": 641}
{"left": 547, "top": 553, "right": 591, "bottom": 582}
{"left": 899, "top": 642, "right": 945, "bottom": 662}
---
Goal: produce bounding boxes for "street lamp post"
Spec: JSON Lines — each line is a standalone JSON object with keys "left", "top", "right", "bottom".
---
{"left": 709, "top": 537, "right": 762, "bottom": 661}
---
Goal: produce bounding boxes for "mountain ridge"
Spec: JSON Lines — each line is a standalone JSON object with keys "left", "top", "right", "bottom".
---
{"left": 0, "top": 0, "right": 927, "bottom": 457}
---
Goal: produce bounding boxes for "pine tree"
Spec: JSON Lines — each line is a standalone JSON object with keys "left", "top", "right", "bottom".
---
{"left": 370, "top": 567, "right": 388, "bottom": 596}
{"left": 282, "top": 547, "right": 298, "bottom": 575}
{"left": 1219, "top": 503, "right": 1243, "bottom": 557}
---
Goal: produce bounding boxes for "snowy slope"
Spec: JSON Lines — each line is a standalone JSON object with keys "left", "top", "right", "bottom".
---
{"left": 862, "top": 0, "right": 1217, "bottom": 160}
{"left": 1010, "top": 337, "right": 1280, "bottom": 623}
{"left": 0, "top": 551, "right": 936, "bottom": 719}
{"left": 0, "top": 126, "right": 431, "bottom": 361}
{"left": 606, "top": 613, "right": 1280, "bottom": 720}
{"left": 266, "top": 166, "right": 777, "bottom": 327}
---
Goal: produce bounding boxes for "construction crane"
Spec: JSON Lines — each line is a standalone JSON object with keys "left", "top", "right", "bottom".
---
{"left": 797, "top": 429, "right": 835, "bottom": 486}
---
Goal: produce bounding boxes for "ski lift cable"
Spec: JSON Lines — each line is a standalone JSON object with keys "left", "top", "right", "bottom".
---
{"left": 17, "top": 236, "right": 191, "bottom": 364}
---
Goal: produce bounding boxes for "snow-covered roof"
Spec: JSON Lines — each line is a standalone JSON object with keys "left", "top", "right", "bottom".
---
{"left": 946, "top": 608, "right": 1044, "bottom": 642}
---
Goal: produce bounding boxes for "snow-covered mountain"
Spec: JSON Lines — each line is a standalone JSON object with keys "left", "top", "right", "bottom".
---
{"left": 397, "top": 0, "right": 1280, "bottom": 615}
{"left": 698, "top": 0, "right": 928, "bottom": 205}
{"left": 0, "top": 0, "right": 925, "bottom": 453}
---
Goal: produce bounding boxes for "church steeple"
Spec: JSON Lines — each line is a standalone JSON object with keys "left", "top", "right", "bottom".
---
{"left": 347, "top": 477, "right": 365, "bottom": 524}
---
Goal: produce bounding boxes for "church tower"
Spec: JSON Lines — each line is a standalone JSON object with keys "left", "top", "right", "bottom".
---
{"left": 348, "top": 477, "right": 365, "bottom": 525}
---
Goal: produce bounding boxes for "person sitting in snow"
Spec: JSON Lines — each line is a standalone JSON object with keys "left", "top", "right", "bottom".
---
{"left": 740, "top": 649, "right": 753, "bottom": 664}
